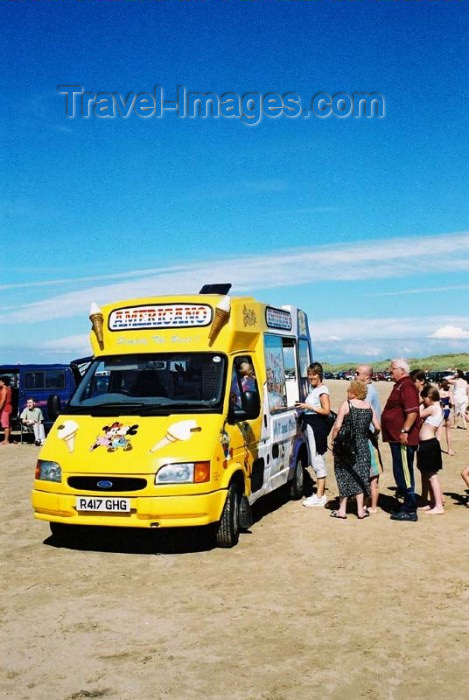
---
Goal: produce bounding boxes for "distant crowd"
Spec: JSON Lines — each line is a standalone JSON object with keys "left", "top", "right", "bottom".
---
{"left": 298, "top": 361, "right": 469, "bottom": 520}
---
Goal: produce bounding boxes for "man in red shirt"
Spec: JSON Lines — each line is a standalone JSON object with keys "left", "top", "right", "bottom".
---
{"left": 381, "top": 359, "right": 420, "bottom": 521}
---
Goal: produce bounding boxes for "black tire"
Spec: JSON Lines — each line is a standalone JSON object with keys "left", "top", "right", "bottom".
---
{"left": 289, "top": 452, "right": 305, "bottom": 500}
{"left": 215, "top": 483, "right": 241, "bottom": 548}
{"left": 49, "top": 522, "right": 79, "bottom": 543}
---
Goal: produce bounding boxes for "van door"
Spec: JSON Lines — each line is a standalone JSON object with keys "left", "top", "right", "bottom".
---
{"left": 228, "top": 356, "right": 261, "bottom": 489}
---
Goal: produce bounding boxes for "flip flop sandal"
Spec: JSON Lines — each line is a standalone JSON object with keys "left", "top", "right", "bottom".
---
{"left": 357, "top": 511, "right": 370, "bottom": 519}
{"left": 330, "top": 510, "right": 347, "bottom": 519}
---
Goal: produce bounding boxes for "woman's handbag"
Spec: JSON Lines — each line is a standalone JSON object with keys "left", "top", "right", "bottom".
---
{"left": 332, "top": 402, "right": 356, "bottom": 459}
{"left": 299, "top": 410, "right": 337, "bottom": 435}
{"left": 324, "top": 411, "right": 337, "bottom": 434}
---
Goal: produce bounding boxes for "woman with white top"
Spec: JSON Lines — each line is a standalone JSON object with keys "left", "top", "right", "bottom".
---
{"left": 447, "top": 369, "right": 468, "bottom": 429}
{"left": 417, "top": 385, "right": 444, "bottom": 515}
{"left": 296, "top": 362, "right": 330, "bottom": 507}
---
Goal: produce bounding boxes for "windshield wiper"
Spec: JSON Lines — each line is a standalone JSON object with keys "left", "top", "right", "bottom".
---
{"left": 87, "top": 402, "right": 147, "bottom": 415}
{"left": 69, "top": 401, "right": 219, "bottom": 416}
{"left": 136, "top": 403, "right": 184, "bottom": 415}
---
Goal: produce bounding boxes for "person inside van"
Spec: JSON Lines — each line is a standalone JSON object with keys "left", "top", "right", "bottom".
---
{"left": 239, "top": 362, "right": 256, "bottom": 393}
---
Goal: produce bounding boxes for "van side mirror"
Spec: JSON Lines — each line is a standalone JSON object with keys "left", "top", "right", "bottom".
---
{"left": 227, "top": 390, "right": 260, "bottom": 424}
{"left": 242, "top": 390, "right": 260, "bottom": 418}
{"left": 47, "top": 394, "right": 62, "bottom": 422}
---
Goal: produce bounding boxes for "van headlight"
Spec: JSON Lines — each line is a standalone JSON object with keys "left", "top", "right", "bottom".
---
{"left": 35, "top": 460, "right": 62, "bottom": 483}
{"left": 155, "top": 462, "right": 210, "bottom": 484}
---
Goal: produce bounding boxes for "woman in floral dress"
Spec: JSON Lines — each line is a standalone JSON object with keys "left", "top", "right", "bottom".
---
{"left": 330, "top": 380, "right": 381, "bottom": 519}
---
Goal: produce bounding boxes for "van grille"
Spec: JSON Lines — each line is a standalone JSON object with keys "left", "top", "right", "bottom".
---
{"left": 68, "top": 477, "right": 147, "bottom": 492}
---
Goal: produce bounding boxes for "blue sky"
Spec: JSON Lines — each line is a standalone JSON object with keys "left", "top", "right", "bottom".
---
{"left": 1, "top": 1, "right": 468, "bottom": 365}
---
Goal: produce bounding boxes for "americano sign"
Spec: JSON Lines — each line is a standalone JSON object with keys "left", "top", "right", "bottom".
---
{"left": 109, "top": 304, "right": 213, "bottom": 331}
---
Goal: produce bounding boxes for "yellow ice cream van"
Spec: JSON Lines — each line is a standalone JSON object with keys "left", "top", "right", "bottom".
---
{"left": 32, "top": 284, "right": 313, "bottom": 547}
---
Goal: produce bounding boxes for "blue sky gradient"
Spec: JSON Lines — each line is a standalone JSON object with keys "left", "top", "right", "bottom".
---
{"left": 1, "top": 1, "right": 468, "bottom": 364}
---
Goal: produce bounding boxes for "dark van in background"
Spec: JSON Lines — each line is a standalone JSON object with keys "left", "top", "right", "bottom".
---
{"left": 0, "top": 364, "right": 77, "bottom": 431}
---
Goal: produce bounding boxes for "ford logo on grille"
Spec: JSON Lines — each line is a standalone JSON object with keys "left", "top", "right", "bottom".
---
{"left": 97, "top": 480, "right": 113, "bottom": 489}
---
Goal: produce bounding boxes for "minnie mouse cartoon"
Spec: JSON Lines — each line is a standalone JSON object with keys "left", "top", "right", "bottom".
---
{"left": 90, "top": 422, "right": 139, "bottom": 452}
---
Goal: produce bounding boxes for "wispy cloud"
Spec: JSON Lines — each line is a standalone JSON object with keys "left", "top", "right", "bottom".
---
{"left": 0, "top": 265, "right": 190, "bottom": 291}
{"left": 181, "top": 178, "right": 290, "bottom": 202}
{"left": 2, "top": 231, "right": 469, "bottom": 324}
{"left": 33, "top": 315, "right": 469, "bottom": 365}
{"left": 40, "top": 334, "right": 91, "bottom": 354}
{"left": 310, "top": 315, "right": 469, "bottom": 363}
{"left": 370, "top": 284, "right": 469, "bottom": 297}
{"left": 312, "top": 315, "right": 469, "bottom": 341}
{"left": 430, "top": 325, "right": 469, "bottom": 340}
{"left": 55, "top": 124, "right": 74, "bottom": 134}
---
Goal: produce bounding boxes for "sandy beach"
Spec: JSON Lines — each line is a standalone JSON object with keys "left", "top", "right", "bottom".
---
{"left": 1, "top": 380, "right": 468, "bottom": 700}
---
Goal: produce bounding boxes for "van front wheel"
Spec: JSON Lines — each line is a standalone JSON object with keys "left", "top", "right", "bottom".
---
{"left": 216, "top": 484, "right": 241, "bottom": 548}
{"left": 289, "top": 454, "right": 305, "bottom": 500}
{"left": 49, "top": 522, "right": 79, "bottom": 543}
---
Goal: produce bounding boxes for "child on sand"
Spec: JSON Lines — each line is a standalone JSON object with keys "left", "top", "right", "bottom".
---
{"left": 437, "top": 379, "right": 454, "bottom": 455}
{"left": 461, "top": 408, "right": 469, "bottom": 506}
{"left": 417, "top": 385, "right": 444, "bottom": 515}
{"left": 461, "top": 465, "right": 469, "bottom": 507}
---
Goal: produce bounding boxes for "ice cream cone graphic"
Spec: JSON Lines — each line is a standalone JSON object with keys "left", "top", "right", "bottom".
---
{"left": 150, "top": 420, "right": 200, "bottom": 453}
{"left": 57, "top": 420, "right": 79, "bottom": 453}
{"left": 64, "top": 433, "right": 76, "bottom": 453}
{"left": 150, "top": 434, "right": 177, "bottom": 452}
{"left": 89, "top": 302, "right": 104, "bottom": 350}
{"left": 208, "top": 295, "right": 231, "bottom": 342}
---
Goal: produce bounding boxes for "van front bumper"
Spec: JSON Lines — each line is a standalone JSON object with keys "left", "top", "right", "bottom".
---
{"left": 32, "top": 488, "right": 227, "bottom": 528}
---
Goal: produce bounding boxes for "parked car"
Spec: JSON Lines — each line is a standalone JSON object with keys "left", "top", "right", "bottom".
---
{"left": 335, "top": 370, "right": 354, "bottom": 380}
{"left": 426, "top": 370, "right": 454, "bottom": 384}
{"left": 0, "top": 363, "right": 78, "bottom": 431}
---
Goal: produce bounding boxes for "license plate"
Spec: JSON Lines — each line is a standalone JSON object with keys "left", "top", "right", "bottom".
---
{"left": 76, "top": 497, "right": 130, "bottom": 513}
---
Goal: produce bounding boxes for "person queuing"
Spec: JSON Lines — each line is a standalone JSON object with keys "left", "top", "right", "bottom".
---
{"left": 330, "top": 380, "right": 381, "bottom": 520}
{"left": 355, "top": 364, "right": 382, "bottom": 514}
{"left": 409, "top": 369, "right": 428, "bottom": 398}
{"left": 447, "top": 369, "right": 468, "bottom": 430}
{"left": 417, "top": 385, "right": 444, "bottom": 515}
{"left": 297, "top": 362, "right": 331, "bottom": 508}
{"left": 381, "top": 359, "right": 420, "bottom": 522}
{"left": 461, "top": 408, "right": 469, "bottom": 505}
{"left": 20, "top": 398, "right": 46, "bottom": 446}
{"left": 462, "top": 465, "right": 469, "bottom": 507}
{"left": 0, "top": 376, "right": 13, "bottom": 446}
{"left": 438, "top": 379, "right": 454, "bottom": 456}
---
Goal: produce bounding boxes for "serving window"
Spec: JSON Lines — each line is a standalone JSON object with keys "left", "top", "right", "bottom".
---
{"left": 264, "top": 335, "right": 288, "bottom": 413}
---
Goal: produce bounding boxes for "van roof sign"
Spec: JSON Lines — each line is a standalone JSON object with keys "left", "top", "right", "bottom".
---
{"left": 199, "top": 283, "right": 232, "bottom": 295}
{"left": 265, "top": 307, "right": 292, "bottom": 330}
{"left": 109, "top": 304, "right": 213, "bottom": 331}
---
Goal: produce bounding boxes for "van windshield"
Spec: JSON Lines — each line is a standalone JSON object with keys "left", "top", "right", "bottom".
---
{"left": 68, "top": 353, "right": 227, "bottom": 415}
